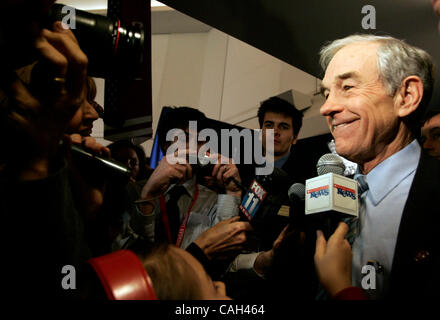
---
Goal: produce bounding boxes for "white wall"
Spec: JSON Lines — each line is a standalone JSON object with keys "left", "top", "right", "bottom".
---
{"left": 91, "top": 27, "right": 330, "bottom": 155}
{"left": 90, "top": 78, "right": 107, "bottom": 146}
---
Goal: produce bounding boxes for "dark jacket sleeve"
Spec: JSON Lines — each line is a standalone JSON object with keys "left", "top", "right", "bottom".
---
{"left": 1, "top": 158, "right": 91, "bottom": 299}
{"left": 333, "top": 287, "right": 367, "bottom": 300}
{"left": 186, "top": 242, "right": 210, "bottom": 270}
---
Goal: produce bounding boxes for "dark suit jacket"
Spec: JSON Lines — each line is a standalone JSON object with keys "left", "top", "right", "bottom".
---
{"left": 388, "top": 151, "right": 440, "bottom": 299}
{"left": 272, "top": 149, "right": 440, "bottom": 301}
{"left": 281, "top": 133, "right": 334, "bottom": 185}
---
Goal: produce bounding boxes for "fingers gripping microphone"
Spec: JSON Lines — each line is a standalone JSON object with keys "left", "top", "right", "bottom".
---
{"left": 305, "top": 153, "right": 359, "bottom": 239}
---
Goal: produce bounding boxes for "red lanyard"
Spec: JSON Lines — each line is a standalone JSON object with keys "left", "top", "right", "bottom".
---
{"left": 159, "top": 184, "right": 199, "bottom": 247}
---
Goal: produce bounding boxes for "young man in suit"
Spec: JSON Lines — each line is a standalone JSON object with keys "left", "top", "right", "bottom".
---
{"left": 258, "top": 96, "right": 307, "bottom": 183}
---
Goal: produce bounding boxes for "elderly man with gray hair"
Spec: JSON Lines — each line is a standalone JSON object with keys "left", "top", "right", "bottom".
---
{"left": 313, "top": 34, "right": 439, "bottom": 300}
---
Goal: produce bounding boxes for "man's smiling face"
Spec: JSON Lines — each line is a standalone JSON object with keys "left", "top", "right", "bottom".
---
{"left": 320, "top": 41, "right": 398, "bottom": 165}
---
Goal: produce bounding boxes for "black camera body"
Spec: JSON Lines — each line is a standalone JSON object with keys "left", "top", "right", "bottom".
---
{"left": 187, "top": 154, "right": 215, "bottom": 177}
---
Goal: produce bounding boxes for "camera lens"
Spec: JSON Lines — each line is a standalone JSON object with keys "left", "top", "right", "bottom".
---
{"left": 114, "top": 22, "right": 144, "bottom": 76}
{"left": 47, "top": 4, "right": 144, "bottom": 78}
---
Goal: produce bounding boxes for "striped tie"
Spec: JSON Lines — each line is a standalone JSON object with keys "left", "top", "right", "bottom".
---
{"left": 345, "top": 174, "right": 369, "bottom": 245}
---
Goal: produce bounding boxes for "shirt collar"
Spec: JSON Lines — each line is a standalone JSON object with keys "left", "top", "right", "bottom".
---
{"left": 182, "top": 176, "right": 197, "bottom": 198}
{"left": 365, "top": 140, "right": 420, "bottom": 206}
{"left": 166, "top": 176, "right": 196, "bottom": 198}
{"left": 274, "top": 152, "right": 291, "bottom": 168}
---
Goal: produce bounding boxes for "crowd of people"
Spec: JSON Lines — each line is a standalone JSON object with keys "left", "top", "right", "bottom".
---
{"left": 0, "top": 0, "right": 439, "bottom": 302}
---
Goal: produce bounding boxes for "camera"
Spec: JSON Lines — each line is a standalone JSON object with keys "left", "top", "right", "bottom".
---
{"left": 45, "top": 3, "right": 145, "bottom": 78}
{"left": 188, "top": 154, "right": 215, "bottom": 177}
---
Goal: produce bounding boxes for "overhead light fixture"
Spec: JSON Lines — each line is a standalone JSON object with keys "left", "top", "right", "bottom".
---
{"left": 62, "top": 1, "right": 167, "bottom": 11}
{"left": 151, "top": 1, "right": 166, "bottom": 7}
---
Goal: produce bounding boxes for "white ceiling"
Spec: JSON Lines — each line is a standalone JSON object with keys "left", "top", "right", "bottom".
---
{"left": 60, "top": 0, "right": 166, "bottom": 11}
{"left": 59, "top": 0, "right": 212, "bottom": 34}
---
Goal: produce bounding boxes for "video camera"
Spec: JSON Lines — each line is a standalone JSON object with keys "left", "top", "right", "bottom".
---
{"left": 187, "top": 153, "right": 215, "bottom": 178}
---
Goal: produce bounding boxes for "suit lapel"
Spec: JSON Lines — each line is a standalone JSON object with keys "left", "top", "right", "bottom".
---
{"left": 389, "top": 152, "right": 440, "bottom": 298}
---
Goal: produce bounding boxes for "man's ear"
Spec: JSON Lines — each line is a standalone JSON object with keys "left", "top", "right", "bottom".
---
{"left": 291, "top": 134, "right": 298, "bottom": 145}
{"left": 394, "top": 76, "right": 424, "bottom": 118}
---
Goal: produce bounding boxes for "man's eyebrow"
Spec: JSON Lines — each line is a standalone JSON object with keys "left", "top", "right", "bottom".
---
{"left": 337, "top": 71, "right": 360, "bottom": 80}
{"left": 320, "top": 72, "right": 360, "bottom": 95}
{"left": 429, "top": 127, "right": 440, "bottom": 134}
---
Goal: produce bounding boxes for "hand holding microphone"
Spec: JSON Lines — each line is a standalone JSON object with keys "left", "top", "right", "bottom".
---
{"left": 314, "top": 222, "right": 353, "bottom": 297}
{"left": 305, "top": 153, "right": 359, "bottom": 239}
{"left": 238, "top": 167, "right": 291, "bottom": 233}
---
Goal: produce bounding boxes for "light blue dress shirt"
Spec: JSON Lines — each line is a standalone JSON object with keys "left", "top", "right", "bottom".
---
{"left": 352, "top": 140, "right": 421, "bottom": 299}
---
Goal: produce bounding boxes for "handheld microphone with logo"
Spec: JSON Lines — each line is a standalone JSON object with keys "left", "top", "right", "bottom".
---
{"left": 305, "top": 153, "right": 358, "bottom": 239}
{"left": 239, "top": 167, "right": 291, "bottom": 235}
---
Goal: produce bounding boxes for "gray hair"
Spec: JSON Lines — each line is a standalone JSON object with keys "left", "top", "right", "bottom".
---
{"left": 319, "top": 34, "right": 434, "bottom": 115}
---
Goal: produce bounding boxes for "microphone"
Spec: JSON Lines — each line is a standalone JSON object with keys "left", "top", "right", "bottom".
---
{"left": 69, "top": 143, "right": 132, "bottom": 182}
{"left": 288, "top": 183, "right": 306, "bottom": 226}
{"left": 305, "top": 153, "right": 358, "bottom": 239}
{"left": 316, "top": 153, "right": 346, "bottom": 175}
{"left": 239, "top": 167, "right": 291, "bottom": 234}
{"left": 288, "top": 183, "right": 305, "bottom": 203}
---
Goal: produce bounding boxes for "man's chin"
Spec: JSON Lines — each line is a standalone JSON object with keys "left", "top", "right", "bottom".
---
{"left": 429, "top": 152, "right": 440, "bottom": 160}
{"left": 273, "top": 149, "right": 289, "bottom": 158}
{"left": 334, "top": 143, "right": 355, "bottom": 162}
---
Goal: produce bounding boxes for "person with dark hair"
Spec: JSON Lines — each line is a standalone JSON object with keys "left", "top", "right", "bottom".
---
{"left": 157, "top": 106, "right": 209, "bottom": 153}
{"left": 132, "top": 144, "right": 152, "bottom": 181}
{"left": 129, "top": 106, "right": 248, "bottom": 269}
{"left": 107, "top": 139, "right": 155, "bottom": 251}
{"left": 421, "top": 108, "right": 440, "bottom": 160}
{"left": 257, "top": 96, "right": 303, "bottom": 171}
{"left": 223, "top": 96, "right": 308, "bottom": 299}
{"left": 108, "top": 139, "right": 142, "bottom": 183}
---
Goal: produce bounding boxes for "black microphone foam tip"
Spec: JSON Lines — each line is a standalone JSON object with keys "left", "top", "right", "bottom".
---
{"left": 288, "top": 183, "right": 305, "bottom": 201}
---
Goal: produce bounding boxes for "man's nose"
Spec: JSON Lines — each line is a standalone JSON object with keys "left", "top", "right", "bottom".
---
{"left": 84, "top": 100, "right": 99, "bottom": 121}
{"left": 320, "top": 92, "right": 344, "bottom": 117}
{"left": 423, "top": 137, "right": 434, "bottom": 150}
